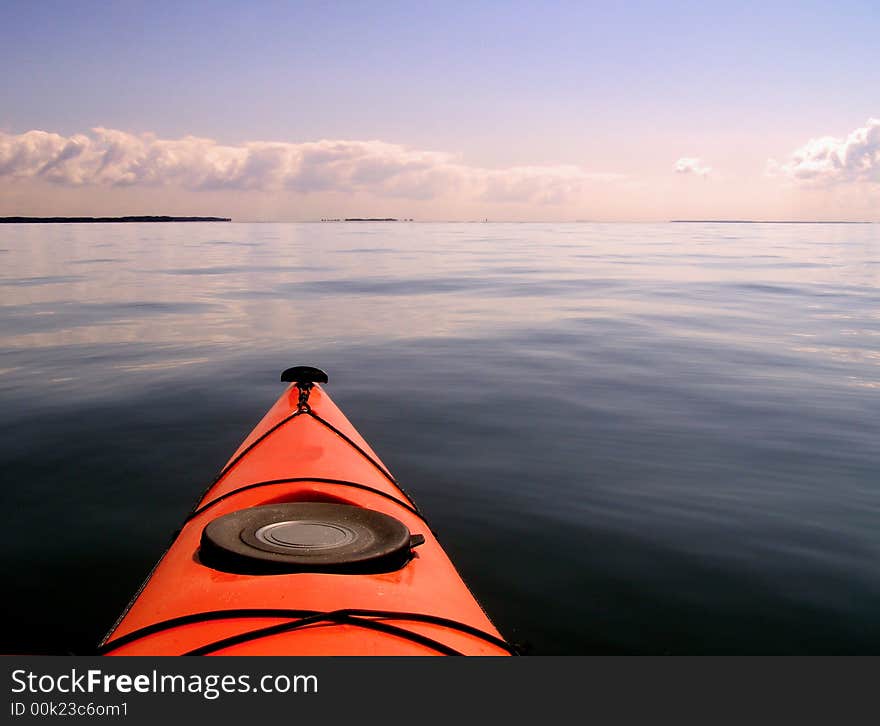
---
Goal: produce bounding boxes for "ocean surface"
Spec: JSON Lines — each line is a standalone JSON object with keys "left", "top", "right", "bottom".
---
{"left": 1, "top": 221, "right": 878, "bottom": 654}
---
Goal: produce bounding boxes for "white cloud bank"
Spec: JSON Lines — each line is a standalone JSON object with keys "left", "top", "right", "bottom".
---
{"left": 0, "top": 127, "right": 620, "bottom": 205}
{"left": 768, "top": 118, "right": 880, "bottom": 185}
{"left": 673, "top": 157, "right": 712, "bottom": 177}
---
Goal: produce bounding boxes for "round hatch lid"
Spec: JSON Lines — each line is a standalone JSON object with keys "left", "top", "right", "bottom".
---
{"left": 200, "top": 502, "right": 423, "bottom": 574}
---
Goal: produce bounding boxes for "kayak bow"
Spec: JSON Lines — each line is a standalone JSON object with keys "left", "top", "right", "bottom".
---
{"left": 100, "top": 366, "right": 511, "bottom": 655}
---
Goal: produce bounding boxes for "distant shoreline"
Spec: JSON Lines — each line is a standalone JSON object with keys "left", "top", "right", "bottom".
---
{"left": 320, "top": 218, "right": 412, "bottom": 222}
{"left": 0, "top": 216, "right": 232, "bottom": 224}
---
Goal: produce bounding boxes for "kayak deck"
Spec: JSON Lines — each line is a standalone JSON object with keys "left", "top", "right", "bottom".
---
{"left": 101, "top": 372, "right": 511, "bottom": 655}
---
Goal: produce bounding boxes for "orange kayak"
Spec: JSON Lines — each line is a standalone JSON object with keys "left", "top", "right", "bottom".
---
{"left": 100, "top": 366, "right": 512, "bottom": 655}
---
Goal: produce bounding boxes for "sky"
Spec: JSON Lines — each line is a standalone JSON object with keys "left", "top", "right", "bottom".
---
{"left": 1, "top": 0, "right": 878, "bottom": 221}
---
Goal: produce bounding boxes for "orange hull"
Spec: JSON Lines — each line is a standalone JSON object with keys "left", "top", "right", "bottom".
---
{"left": 101, "top": 373, "right": 511, "bottom": 655}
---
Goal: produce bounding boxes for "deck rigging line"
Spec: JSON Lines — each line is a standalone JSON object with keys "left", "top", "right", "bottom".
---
{"left": 97, "top": 608, "right": 519, "bottom": 656}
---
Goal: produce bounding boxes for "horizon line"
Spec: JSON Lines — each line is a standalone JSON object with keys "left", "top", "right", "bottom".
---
{"left": 1, "top": 216, "right": 876, "bottom": 225}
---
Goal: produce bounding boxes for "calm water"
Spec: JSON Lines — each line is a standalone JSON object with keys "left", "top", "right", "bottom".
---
{"left": 1, "top": 221, "right": 878, "bottom": 654}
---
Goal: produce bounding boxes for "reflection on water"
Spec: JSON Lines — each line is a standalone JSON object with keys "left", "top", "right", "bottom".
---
{"left": 1, "top": 222, "right": 879, "bottom": 653}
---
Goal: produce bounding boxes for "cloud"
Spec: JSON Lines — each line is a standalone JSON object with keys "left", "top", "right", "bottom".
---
{"left": 768, "top": 118, "right": 880, "bottom": 185}
{"left": 0, "top": 127, "right": 621, "bottom": 205}
{"left": 673, "top": 157, "right": 712, "bottom": 177}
